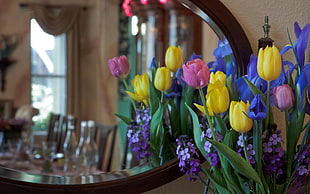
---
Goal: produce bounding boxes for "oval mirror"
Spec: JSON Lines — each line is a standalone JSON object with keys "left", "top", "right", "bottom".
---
{"left": 0, "top": 0, "right": 252, "bottom": 193}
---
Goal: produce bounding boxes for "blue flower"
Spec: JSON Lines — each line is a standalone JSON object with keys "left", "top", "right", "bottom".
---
{"left": 208, "top": 56, "right": 226, "bottom": 73}
{"left": 248, "top": 95, "right": 267, "bottom": 120}
{"left": 296, "top": 71, "right": 307, "bottom": 113}
{"left": 187, "top": 52, "right": 202, "bottom": 61}
{"left": 280, "top": 22, "right": 310, "bottom": 68}
{"left": 213, "top": 38, "right": 233, "bottom": 58}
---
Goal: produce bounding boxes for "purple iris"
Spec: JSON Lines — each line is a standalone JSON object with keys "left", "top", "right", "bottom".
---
{"left": 248, "top": 95, "right": 267, "bottom": 120}
{"left": 302, "top": 65, "right": 310, "bottom": 114}
{"left": 213, "top": 38, "right": 233, "bottom": 58}
{"left": 166, "top": 78, "right": 183, "bottom": 99}
{"left": 150, "top": 57, "right": 157, "bottom": 69}
{"left": 208, "top": 56, "right": 226, "bottom": 73}
{"left": 280, "top": 22, "right": 310, "bottom": 114}
{"left": 296, "top": 71, "right": 308, "bottom": 113}
{"left": 187, "top": 52, "right": 202, "bottom": 61}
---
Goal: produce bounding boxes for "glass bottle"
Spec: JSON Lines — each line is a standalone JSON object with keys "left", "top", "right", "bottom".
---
{"left": 63, "top": 115, "right": 78, "bottom": 175}
{"left": 76, "top": 121, "right": 92, "bottom": 175}
{"left": 87, "top": 120, "right": 99, "bottom": 172}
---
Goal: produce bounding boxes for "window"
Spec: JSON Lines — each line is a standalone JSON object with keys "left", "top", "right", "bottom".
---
{"left": 30, "top": 19, "right": 67, "bottom": 131}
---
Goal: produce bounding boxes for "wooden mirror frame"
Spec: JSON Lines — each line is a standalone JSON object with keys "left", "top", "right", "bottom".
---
{"left": 0, "top": 0, "right": 252, "bottom": 193}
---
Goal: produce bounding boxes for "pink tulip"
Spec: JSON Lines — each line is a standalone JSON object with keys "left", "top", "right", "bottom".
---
{"left": 273, "top": 84, "right": 295, "bottom": 110}
{"left": 182, "top": 59, "right": 210, "bottom": 88}
{"left": 108, "top": 55, "right": 130, "bottom": 78}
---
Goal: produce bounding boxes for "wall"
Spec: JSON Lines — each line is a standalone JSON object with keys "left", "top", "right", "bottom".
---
{"left": 145, "top": 0, "right": 309, "bottom": 193}
{"left": 0, "top": 0, "right": 31, "bottom": 107}
{"left": 0, "top": 0, "right": 118, "bottom": 125}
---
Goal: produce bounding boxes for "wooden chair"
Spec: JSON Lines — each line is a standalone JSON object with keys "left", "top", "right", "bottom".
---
{"left": 95, "top": 122, "right": 117, "bottom": 172}
{"left": 56, "top": 115, "right": 78, "bottom": 153}
{"left": 46, "top": 113, "right": 61, "bottom": 143}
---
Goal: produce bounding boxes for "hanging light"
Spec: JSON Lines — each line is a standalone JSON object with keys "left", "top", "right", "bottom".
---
{"left": 122, "top": 0, "right": 169, "bottom": 16}
{"left": 140, "top": 0, "right": 148, "bottom": 5}
{"left": 158, "top": 0, "right": 168, "bottom": 4}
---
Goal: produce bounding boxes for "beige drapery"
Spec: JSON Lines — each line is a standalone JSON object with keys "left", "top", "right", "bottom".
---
{"left": 30, "top": 5, "right": 80, "bottom": 36}
{"left": 28, "top": 4, "right": 82, "bottom": 118}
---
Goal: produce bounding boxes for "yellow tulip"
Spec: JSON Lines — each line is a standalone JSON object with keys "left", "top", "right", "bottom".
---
{"left": 257, "top": 45, "right": 282, "bottom": 81}
{"left": 209, "top": 71, "right": 226, "bottom": 85}
{"left": 165, "top": 46, "right": 183, "bottom": 72}
{"left": 194, "top": 81, "right": 229, "bottom": 116}
{"left": 194, "top": 103, "right": 213, "bottom": 116}
{"left": 154, "top": 67, "right": 172, "bottom": 91}
{"left": 229, "top": 100, "right": 253, "bottom": 133}
{"left": 126, "top": 73, "right": 149, "bottom": 102}
{"left": 206, "top": 81, "right": 230, "bottom": 116}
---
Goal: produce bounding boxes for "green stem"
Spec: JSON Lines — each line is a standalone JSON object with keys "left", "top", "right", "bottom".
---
{"left": 265, "top": 81, "right": 271, "bottom": 130}
{"left": 242, "top": 133, "right": 250, "bottom": 162}
{"left": 254, "top": 120, "right": 262, "bottom": 173}
{"left": 284, "top": 110, "right": 289, "bottom": 138}
{"left": 198, "top": 88, "right": 217, "bottom": 141}
{"left": 122, "top": 78, "right": 137, "bottom": 111}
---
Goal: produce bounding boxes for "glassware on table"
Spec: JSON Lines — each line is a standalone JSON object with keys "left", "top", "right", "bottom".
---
{"left": 41, "top": 141, "right": 56, "bottom": 173}
{"left": 63, "top": 115, "right": 78, "bottom": 175}
{"left": 88, "top": 120, "right": 99, "bottom": 173}
{"left": 7, "top": 138, "right": 22, "bottom": 167}
{"left": 76, "top": 121, "right": 91, "bottom": 175}
{"left": 75, "top": 120, "right": 99, "bottom": 175}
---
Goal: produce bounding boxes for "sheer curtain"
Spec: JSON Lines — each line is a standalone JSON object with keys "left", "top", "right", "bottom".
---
{"left": 29, "top": 4, "right": 82, "bottom": 118}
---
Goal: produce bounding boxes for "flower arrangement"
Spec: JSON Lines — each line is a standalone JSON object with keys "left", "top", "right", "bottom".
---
{"left": 108, "top": 21, "right": 310, "bottom": 193}
{"left": 108, "top": 47, "right": 197, "bottom": 166}
{"left": 176, "top": 21, "right": 310, "bottom": 193}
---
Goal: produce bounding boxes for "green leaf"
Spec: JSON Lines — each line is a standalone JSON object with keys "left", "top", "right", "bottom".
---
{"left": 186, "top": 103, "right": 207, "bottom": 157}
{"left": 168, "top": 99, "right": 180, "bottom": 137}
{"left": 220, "top": 131, "right": 243, "bottom": 193}
{"left": 242, "top": 77, "right": 266, "bottom": 101}
{"left": 200, "top": 166, "right": 229, "bottom": 193}
{"left": 114, "top": 113, "right": 132, "bottom": 125}
{"left": 208, "top": 139, "right": 264, "bottom": 191}
{"left": 149, "top": 77, "right": 160, "bottom": 115}
{"left": 180, "top": 86, "right": 194, "bottom": 135}
{"left": 150, "top": 103, "right": 164, "bottom": 139}
{"left": 214, "top": 114, "right": 228, "bottom": 136}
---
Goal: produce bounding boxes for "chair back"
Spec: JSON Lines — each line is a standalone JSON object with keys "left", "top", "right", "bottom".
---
{"left": 46, "top": 113, "right": 61, "bottom": 142}
{"left": 95, "top": 123, "right": 117, "bottom": 172}
{"left": 57, "top": 115, "right": 78, "bottom": 153}
{"left": 46, "top": 114, "right": 78, "bottom": 153}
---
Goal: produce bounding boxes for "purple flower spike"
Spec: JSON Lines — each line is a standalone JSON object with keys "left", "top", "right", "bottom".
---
{"left": 176, "top": 135, "right": 201, "bottom": 181}
{"left": 127, "top": 107, "right": 153, "bottom": 160}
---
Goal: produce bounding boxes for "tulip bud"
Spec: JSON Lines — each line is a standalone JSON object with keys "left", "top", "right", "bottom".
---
{"left": 165, "top": 46, "right": 183, "bottom": 72}
{"left": 206, "top": 81, "right": 230, "bottom": 116}
{"left": 209, "top": 71, "right": 226, "bottom": 85}
{"left": 229, "top": 100, "right": 253, "bottom": 133}
{"left": 182, "top": 59, "right": 210, "bottom": 89}
{"left": 126, "top": 73, "right": 149, "bottom": 102}
{"left": 108, "top": 55, "right": 130, "bottom": 78}
{"left": 273, "top": 84, "right": 294, "bottom": 110}
{"left": 154, "top": 67, "right": 172, "bottom": 91}
{"left": 257, "top": 46, "right": 282, "bottom": 81}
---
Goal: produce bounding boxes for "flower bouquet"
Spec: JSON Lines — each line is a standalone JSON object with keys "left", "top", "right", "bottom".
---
{"left": 108, "top": 46, "right": 198, "bottom": 166}
{"left": 176, "top": 21, "right": 310, "bottom": 193}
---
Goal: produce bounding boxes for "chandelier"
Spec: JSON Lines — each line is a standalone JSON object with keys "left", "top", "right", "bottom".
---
{"left": 122, "top": 0, "right": 168, "bottom": 16}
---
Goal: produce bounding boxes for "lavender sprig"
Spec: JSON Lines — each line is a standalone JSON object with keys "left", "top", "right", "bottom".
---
{"left": 288, "top": 140, "right": 310, "bottom": 193}
{"left": 262, "top": 129, "right": 285, "bottom": 176}
{"left": 200, "top": 124, "right": 223, "bottom": 167}
{"left": 127, "top": 107, "right": 152, "bottom": 160}
{"left": 176, "top": 135, "right": 201, "bottom": 181}
{"left": 236, "top": 134, "right": 256, "bottom": 165}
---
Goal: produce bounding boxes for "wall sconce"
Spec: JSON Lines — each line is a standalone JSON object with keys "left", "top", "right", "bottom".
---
{"left": 0, "top": 34, "right": 18, "bottom": 92}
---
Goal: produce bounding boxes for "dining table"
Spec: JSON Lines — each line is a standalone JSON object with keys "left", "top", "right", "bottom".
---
{"left": 0, "top": 146, "right": 103, "bottom": 178}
